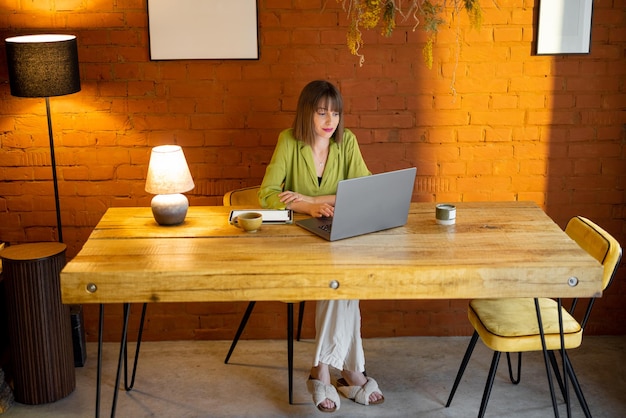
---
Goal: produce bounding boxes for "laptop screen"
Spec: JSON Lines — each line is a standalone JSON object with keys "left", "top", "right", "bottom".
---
{"left": 296, "top": 167, "right": 416, "bottom": 241}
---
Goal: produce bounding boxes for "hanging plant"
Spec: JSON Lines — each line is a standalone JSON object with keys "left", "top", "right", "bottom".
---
{"left": 338, "top": 0, "right": 484, "bottom": 68}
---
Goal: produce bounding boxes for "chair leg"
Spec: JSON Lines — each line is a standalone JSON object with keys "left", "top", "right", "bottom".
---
{"left": 296, "top": 301, "right": 305, "bottom": 341}
{"left": 446, "top": 331, "right": 480, "bottom": 407}
{"left": 548, "top": 350, "right": 568, "bottom": 401}
{"left": 287, "top": 303, "right": 294, "bottom": 405}
{"left": 563, "top": 351, "right": 592, "bottom": 418}
{"left": 548, "top": 349, "right": 592, "bottom": 417}
{"left": 224, "top": 301, "right": 297, "bottom": 405}
{"left": 478, "top": 351, "right": 501, "bottom": 418}
{"left": 224, "top": 301, "right": 256, "bottom": 364}
{"left": 505, "top": 352, "right": 522, "bottom": 384}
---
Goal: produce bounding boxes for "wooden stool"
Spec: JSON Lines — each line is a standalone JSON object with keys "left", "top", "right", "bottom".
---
{"left": 0, "top": 243, "right": 75, "bottom": 404}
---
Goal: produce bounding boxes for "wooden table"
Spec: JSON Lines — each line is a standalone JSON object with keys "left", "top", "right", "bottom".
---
{"left": 61, "top": 202, "right": 602, "bottom": 304}
{"left": 60, "top": 202, "right": 603, "bottom": 417}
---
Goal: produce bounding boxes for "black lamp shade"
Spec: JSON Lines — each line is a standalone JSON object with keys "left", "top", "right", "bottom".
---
{"left": 5, "top": 34, "right": 81, "bottom": 98}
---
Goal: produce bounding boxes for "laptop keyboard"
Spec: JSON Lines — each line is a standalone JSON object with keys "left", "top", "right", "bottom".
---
{"left": 318, "top": 223, "right": 332, "bottom": 232}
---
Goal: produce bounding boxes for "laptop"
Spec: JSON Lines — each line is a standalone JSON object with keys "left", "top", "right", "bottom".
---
{"left": 296, "top": 167, "right": 416, "bottom": 241}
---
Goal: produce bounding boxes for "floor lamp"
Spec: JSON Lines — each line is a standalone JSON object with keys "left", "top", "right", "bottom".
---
{"left": 5, "top": 34, "right": 81, "bottom": 243}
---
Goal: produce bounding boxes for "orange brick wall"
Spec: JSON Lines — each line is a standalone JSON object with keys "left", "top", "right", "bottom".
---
{"left": 0, "top": 1, "right": 624, "bottom": 343}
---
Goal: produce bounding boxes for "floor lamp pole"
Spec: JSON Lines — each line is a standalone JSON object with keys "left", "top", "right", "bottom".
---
{"left": 45, "top": 97, "right": 63, "bottom": 243}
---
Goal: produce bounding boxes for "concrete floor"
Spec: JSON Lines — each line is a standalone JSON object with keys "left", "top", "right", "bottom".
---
{"left": 2, "top": 336, "right": 625, "bottom": 417}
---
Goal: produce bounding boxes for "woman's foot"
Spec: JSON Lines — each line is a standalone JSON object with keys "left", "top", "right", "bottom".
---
{"left": 310, "top": 364, "right": 338, "bottom": 412}
{"left": 338, "top": 370, "right": 384, "bottom": 405}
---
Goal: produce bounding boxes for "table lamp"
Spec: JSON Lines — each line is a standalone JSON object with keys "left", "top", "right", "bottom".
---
{"left": 145, "top": 145, "right": 195, "bottom": 225}
{"left": 5, "top": 34, "right": 81, "bottom": 243}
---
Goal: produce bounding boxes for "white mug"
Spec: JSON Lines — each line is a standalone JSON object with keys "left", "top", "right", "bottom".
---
{"left": 436, "top": 204, "right": 456, "bottom": 225}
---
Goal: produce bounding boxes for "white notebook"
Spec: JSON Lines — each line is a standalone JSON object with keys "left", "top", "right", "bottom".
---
{"left": 228, "top": 209, "right": 293, "bottom": 224}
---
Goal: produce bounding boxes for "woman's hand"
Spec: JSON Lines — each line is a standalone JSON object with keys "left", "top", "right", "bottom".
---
{"left": 308, "top": 203, "right": 334, "bottom": 218}
{"left": 278, "top": 190, "right": 307, "bottom": 206}
{"left": 279, "top": 191, "right": 334, "bottom": 218}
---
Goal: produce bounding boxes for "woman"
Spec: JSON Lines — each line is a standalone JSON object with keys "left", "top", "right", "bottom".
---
{"left": 258, "top": 80, "right": 384, "bottom": 412}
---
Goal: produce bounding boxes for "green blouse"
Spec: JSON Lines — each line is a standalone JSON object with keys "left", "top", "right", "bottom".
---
{"left": 258, "top": 128, "right": 371, "bottom": 209}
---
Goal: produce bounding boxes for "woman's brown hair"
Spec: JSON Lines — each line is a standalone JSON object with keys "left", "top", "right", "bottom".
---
{"left": 292, "top": 80, "right": 344, "bottom": 146}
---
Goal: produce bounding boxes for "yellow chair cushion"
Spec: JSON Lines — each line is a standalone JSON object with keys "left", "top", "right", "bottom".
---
{"left": 469, "top": 298, "right": 582, "bottom": 353}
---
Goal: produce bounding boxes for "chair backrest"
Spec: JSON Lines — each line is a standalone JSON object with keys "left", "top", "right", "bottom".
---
{"left": 565, "top": 216, "right": 622, "bottom": 328}
{"left": 223, "top": 186, "right": 261, "bottom": 206}
{"left": 565, "top": 216, "right": 622, "bottom": 291}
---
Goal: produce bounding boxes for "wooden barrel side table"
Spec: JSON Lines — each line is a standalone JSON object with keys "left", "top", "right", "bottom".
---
{"left": 0, "top": 243, "right": 75, "bottom": 405}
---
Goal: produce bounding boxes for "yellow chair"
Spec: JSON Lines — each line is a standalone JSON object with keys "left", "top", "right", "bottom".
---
{"left": 223, "top": 185, "right": 262, "bottom": 207}
{"left": 222, "top": 186, "right": 306, "bottom": 404}
{"left": 446, "top": 216, "right": 622, "bottom": 417}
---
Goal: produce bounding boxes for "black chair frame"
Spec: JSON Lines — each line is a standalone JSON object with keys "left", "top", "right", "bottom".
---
{"left": 446, "top": 292, "right": 616, "bottom": 418}
{"left": 224, "top": 300, "right": 306, "bottom": 404}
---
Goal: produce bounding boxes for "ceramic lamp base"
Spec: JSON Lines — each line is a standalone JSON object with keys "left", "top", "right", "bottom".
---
{"left": 151, "top": 193, "right": 189, "bottom": 225}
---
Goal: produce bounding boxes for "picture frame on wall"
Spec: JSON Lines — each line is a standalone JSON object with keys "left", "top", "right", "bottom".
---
{"left": 536, "top": 0, "right": 594, "bottom": 54}
{"left": 147, "top": 0, "right": 259, "bottom": 60}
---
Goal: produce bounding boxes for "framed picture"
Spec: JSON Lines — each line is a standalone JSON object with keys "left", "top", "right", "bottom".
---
{"left": 536, "top": 0, "right": 594, "bottom": 54}
{"left": 147, "top": 0, "right": 259, "bottom": 60}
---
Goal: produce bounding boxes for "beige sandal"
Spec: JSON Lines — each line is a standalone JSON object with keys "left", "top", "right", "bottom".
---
{"left": 306, "top": 376, "right": 340, "bottom": 413}
{"left": 336, "top": 376, "right": 384, "bottom": 406}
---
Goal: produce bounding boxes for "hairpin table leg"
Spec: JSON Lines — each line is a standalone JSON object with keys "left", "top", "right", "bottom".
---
{"left": 109, "top": 303, "right": 131, "bottom": 417}
{"left": 535, "top": 298, "right": 560, "bottom": 418}
{"left": 557, "top": 298, "right": 571, "bottom": 417}
{"left": 124, "top": 303, "right": 148, "bottom": 391}
{"left": 96, "top": 304, "right": 104, "bottom": 418}
{"left": 287, "top": 303, "right": 294, "bottom": 405}
{"left": 95, "top": 303, "right": 148, "bottom": 418}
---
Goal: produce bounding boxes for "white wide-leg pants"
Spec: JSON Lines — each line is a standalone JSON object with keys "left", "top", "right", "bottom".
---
{"left": 312, "top": 299, "right": 365, "bottom": 372}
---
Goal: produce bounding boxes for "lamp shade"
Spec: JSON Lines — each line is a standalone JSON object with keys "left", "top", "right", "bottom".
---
{"left": 5, "top": 34, "right": 81, "bottom": 98}
{"left": 145, "top": 145, "right": 195, "bottom": 195}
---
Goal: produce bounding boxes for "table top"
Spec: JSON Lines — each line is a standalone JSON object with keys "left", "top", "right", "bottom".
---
{"left": 60, "top": 202, "right": 603, "bottom": 304}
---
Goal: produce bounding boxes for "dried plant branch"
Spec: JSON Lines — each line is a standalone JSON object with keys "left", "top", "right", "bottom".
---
{"left": 340, "top": 0, "right": 484, "bottom": 65}
{"left": 337, "top": 0, "right": 494, "bottom": 92}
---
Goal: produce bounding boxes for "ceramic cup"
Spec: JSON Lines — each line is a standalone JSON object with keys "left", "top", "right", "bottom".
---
{"left": 436, "top": 204, "right": 456, "bottom": 225}
{"left": 232, "top": 212, "right": 263, "bottom": 232}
